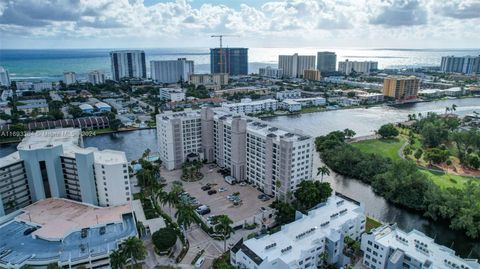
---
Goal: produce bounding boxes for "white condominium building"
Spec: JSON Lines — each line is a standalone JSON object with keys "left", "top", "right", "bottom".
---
{"left": 279, "top": 53, "right": 316, "bottom": 78}
{"left": 276, "top": 90, "right": 301, "bottom": 100}
{"left": 0, "top": 128, "right": 132, "bottom": 216}
{"left": 159, "top": 87, "right": 186, "bottom": 102}
{"left": 221, "top": 98, "right": 278, "bottom": 114}
{"left": 88, "top": 70, "right": 106, "bottom": 85}
{"left": 151, "top": 58, "right": 194, "bottom": 84}
{"left": 0, "top": 66, "right": 10, "bottom": 86}
{"left": 156, "top": 108, "right": 314, "bottom": 198}
{"left": 338, "top": 60, "right": 378, "bottom": 75}
{"left": 231, "top": 194, "right": 366, "bottom": 269}
{"left": 259, "top": 66, "right": 284, "bottom": 78}
{"left": 110, "top": 50, "right": 147, "bottom": 81}
{"left": 361, "top": 224, "right": 480, "bottom": 269}
{"left": 63, "top": 71, "right": 76, "bottom": 85}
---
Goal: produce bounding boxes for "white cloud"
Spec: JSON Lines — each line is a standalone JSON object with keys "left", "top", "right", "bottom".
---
{"left": 0, "top": 0, "right": 478, "bottom": 48}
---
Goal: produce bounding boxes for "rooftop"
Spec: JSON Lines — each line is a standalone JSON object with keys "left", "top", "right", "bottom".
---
{"left": 17, "top": 128, "right": 82, "bottom": 152}
{"left": 94, "top": 149, "right": 127, "bottom": 165}
{"left": 0, "top": 199, "right": 136, "bottom": 267}
{"left": 17, "top": 198, "right": 132, "bottom": 240}
{"left": 95, "top": 102, "right": 111, "bottom": 108}
{"left": 372, "top": 225, "right": 480, "bottom": 269}
{"left": 243, "top": 195, "right": 364, "bottom": 265}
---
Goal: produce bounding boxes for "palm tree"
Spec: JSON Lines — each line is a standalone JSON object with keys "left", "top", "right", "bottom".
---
{"left": 175, "top": 202, "right": 197, "bottom": 232}
{"left": 122, "top": 236, "right": 147, "bottom": 267}
{"left": 159, "top": 185, "right": 181, "bottom": 216}
{"left": 317, "top": 165, "right": 330, "bottom": 182}
{"left": 215, "top": 215, "right": 234, "bottom": 252}
{"left": 110, "top": 249, "right": 126, "bottom": 269}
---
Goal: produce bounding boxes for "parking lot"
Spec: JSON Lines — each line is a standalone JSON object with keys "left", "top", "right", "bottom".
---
{"left": 161, "top": 164, "right": 274, "bottom": 227}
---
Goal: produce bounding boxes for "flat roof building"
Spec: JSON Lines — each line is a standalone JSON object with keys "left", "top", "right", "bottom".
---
{"left": 0, "top": 198, "right": 136, "bottom": 268}
{"left": 156, "top": 108, "right": 313, "bottom": 199}
{"left": 338, "top": 60, "right": 378, "bottom": 75}
{"left": 231, "top": 194, "right": 365, "bottom": 269}
{"left": 0, "top": 128, "right": 131, "bottom": 216}
{"left": 189, "top": 73, "right": 229, "bottom": 91}
{"left": 383, "top": 76, "right": 420, "bottom": 101}
{"left": 63, "top": 72, "right": 76, "bottom": 86}
{"left": 210, "top": 48, "right": 248, "bottom": 76}
{"left": 303, "top": 69, "right": 321, "bottom": 81}
{"left": 317, "top": 51, "right": 337, "bottom": 73}
{"left": 279, "top": 54, "right": 316, "bottom": 78}
{"left": 221, "top": 98, "right": 278, "bottom": 114}
{"left": 151, "top": 58, "right": 194, "bottom": 84}
{"left": 16, "top": 99, "right": 49, "bottom": 115}
{"left": 159, "top": 87, "right": 186, "bottom": 102}
{"left": 88, "top": 70, "right": 106, "bottom": 85}
{"left": 110, "top": 50, "right": 146, "bottom": 81}
{"left": 361, "top": 224, "right": 479, "bottom": 269}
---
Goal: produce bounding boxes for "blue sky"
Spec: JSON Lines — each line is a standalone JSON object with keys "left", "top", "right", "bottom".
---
{"left": 0, "top": 0, "right": 479, "bottom": 49}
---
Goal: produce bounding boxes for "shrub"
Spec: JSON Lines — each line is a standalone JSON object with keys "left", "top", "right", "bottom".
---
{"left": 152, "top": 228, "right": 177, "bottom": 252}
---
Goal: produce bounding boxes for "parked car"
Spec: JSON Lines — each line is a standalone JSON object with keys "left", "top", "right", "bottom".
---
{"left": 219, "top": 187, "right": 227, "bottom": 192}
{"left": 224, "top": 176, "right": 236, "bottom": 185}
{"left": 201, "top": 185, "right": 211, "bottom": 191}
{"left": 195, "top": 256, "right": 205, "bottom": 268}
{"left": 196, "top": 205, "right": 211, "bottom": 215}
{"left": 208, "top": 190, "right": 217, "bottom": 195}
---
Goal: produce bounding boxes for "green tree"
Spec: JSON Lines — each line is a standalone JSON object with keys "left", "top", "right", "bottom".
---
{"left": 215, "top": 215, "right": 234, "bottom": 252}
{"left": 294, "top": 181, "right": 332, "bottom": 210}
{"left": 122, "top": 236, "right": 147, "bottom": 267}
{"left": 270, "top": 200, "right": 296, "bottom": 225}
{"left": 377, "top": 124, "right": 399, "bottom": 139}
{"left": 414, "top": 149, "right": 423, "bottom": 162}
{"left": 343, "top": 128, "right": 356, "bottom": 139}
{"left": 423, "top": 148, "right": 449, "bottom": 165}
{"left": 152, "top": 227, "right": 178, "bottom": 252}
{"left": 175, "top": 202, "right": 197, "bottom": 231}
{"left": 316, "top": 165, "right": 330, "bottom": 182}
{"left": 110, "top": 249, "right": 127, "bottom": 269}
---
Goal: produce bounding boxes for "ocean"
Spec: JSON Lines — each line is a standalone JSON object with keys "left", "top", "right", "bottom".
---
{"left": 0, "top": 47, "right": 479, "bottom": 82}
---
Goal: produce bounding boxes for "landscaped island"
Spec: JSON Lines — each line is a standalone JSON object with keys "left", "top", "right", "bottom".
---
{"left": 315, "top": 113, "right": 480, "bottom": 239}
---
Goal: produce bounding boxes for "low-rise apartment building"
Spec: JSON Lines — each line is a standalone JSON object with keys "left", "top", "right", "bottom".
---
{"left": 159, "top": 87, "right": 186, "bottom": 102}
{"left": 230, "top": 194, "right": 366, "bottom": 269}
{"left": 0, "top": 128, "right": 131, "bottom": 216}
{"left": 16, "top": 99, "right": 49, "bottom": 114}
{"left": 189, "top": 73, "right": 229, "bottom": 91}
{"left": 276, "top": 90, "right": 302, "bottom": 100}
{"left": 222, "top": 98, "right": 278, "bottom": 114}
{"left": 361, "top": 224, "right": 480, "bottom": 269}
{"left": 357, "top": 93, "right": 384, "bottom": 104}
{"left": 156, "top": 108, "right": 314, "bottom": 198}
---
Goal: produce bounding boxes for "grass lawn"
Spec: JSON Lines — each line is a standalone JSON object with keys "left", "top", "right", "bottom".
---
{"left": 365, "top": 217, "right": 382, "bottom": 232}
{"left": 352, "top": 136, "right": 473, "bottom": 190}
{"left": 419, "top": 169, "right": 472, "bottom": 189}
{"left": 352, "top": 137, "right": 406, "bottom": 161}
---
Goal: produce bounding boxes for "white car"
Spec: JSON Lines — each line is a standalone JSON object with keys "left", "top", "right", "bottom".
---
{"left": 219, "top": 187, "right": 227, "bottom": 192}
{"left": 195, "top": 256, "right": 205, "bottom": 268}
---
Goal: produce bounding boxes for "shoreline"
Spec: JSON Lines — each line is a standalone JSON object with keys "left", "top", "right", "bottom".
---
{"left": 256, "top": 95, "right": 480, "bottom": 119}
{"left": 0, "top": 126, "right": 156, "bottom": 145}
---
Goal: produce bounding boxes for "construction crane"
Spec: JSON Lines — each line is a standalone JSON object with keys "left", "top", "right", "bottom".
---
{"left": 210, "top": 34, "right": 238, "bottom": 74}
